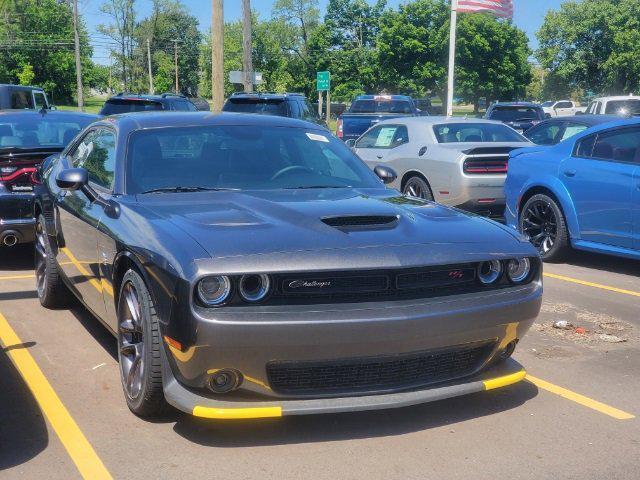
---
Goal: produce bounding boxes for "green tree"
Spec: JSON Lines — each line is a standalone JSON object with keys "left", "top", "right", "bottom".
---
{"left": 16, "top": 63, "right": 35, "bottom": 85}
{"left": 134, "top": 0, "right": 202, "bottom": 95}
{"left": 0, "top": 0, "right": 93, "bottom": 103}
{"left": 537, "top": 0, "right": 640, "bottom": 96}
{"left": 455, "top": 13, "right": 532, "bottom": 110}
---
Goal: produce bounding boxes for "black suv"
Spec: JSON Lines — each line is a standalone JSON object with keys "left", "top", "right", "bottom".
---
{"left": 0, "top": 84, "right": 51, "bottom": 110}
{"left": 223, "top": 92, "right": 325, "bottom": 126}
{"left": 99, "top": 92, "right": 197, "bottom": 115}
{"left": 485, "top": 102, "right": 546, "bottom": 132}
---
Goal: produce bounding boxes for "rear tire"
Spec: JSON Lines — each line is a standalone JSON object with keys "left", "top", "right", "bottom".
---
{"left": 519, "top": 194, "right": 570, "bottom": 262}
{"left": 35, "top": 215, "right": 72, "bottom": 308}
{"left": 402, "top": 176, "right": 434, "bottom": 201}
{"left": 117, "top": 269, "right": 170, "bottom": 418}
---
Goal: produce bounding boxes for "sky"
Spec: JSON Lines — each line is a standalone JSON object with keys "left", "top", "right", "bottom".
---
{"left": 80, "top": 0, "right": 567, "bottom": 65}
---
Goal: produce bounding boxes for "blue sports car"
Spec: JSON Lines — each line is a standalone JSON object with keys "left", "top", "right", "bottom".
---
{"left": 505, "top": 118, "right": 640, "bottom": 262}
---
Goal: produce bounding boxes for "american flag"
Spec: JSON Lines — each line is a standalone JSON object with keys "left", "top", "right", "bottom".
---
{"left": 457, "top": 0, "right": 514, "bottom": 20}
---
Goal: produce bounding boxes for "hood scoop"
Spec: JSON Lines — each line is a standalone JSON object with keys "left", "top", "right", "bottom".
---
{"left": 321, "top": 215, "right": 400, "bottom": 231}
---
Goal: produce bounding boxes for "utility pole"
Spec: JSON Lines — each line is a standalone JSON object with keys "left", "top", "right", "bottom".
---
{"left": 72, "top": 0, "right": 84, "bottom": 111}
{"left": 146, "top": 38, "right": 154, "bottom": 94}
{"left": 241, "top": 0, "right": 253, "bottom": 92}
{"left": 173, "top": 39, "right": 179, "bottom": 93}
{"left": 211, "top": 0, "right": 224, "bottom": 111}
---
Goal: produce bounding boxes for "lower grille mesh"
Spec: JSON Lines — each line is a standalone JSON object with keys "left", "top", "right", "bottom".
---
{"left": 267, "top": 341, "right": 495, "bottom": 395}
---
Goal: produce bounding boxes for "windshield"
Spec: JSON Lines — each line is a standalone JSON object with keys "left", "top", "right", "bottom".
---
{"left": 350, "top": 99, "right": 413, "bottom": 114}
{"left": 604, "top": 100, "right": 640, "bottom": 115}
{"left": 488, "top": 106, "right": 543, "bottom": 121}
{"left": 0, "top": 113, "right": 95, "bottom": 149}
{"left": 126, "top": 125, "right": 381, "bottom": 193}
{"left": 101, "top": 99, "right": 163, "bottom": 115}
{"left": 222, "top": 98, "right": 287, "bottom": 116}
{"left": 433, "top": 123, "right": 527, "bottom": 143}
{"left": 541, "top": 101, "right": 554, "bottom": 107}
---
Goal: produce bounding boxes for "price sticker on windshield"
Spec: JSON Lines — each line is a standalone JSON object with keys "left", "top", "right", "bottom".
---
{"left": 374, "top": 127, "right": 397, "bottom": 147}
{"left": 306, "top": 132, "right": 330, "bottom": 143}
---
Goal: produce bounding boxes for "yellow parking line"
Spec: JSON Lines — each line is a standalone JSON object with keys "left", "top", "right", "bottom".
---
{"left": 526, "top": 374, "right": 635, "bottom": 420}
{"left": 544, "top": 272, "right": 640, "bottom": 298}
{"left": 0, "top": 273, "right": 35, "bottom": 281}
{"left": 0, "top": 312, "right": 112, "bottom": 479}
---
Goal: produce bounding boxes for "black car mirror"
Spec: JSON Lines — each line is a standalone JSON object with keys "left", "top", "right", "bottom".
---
{"left": 345, "top": 139, "right": 356, "bottom": 149}
{"left": 56, "top": 168, "right": 88, "bottom": 191}
{"left": 374, "top": 165, "right": 397, "bottom": 184}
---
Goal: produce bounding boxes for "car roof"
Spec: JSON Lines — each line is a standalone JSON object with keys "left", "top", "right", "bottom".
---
{"left": 228, "top": 92, "right": 305, "bottom": 100}
{"left": 592, "top": 95, "right": 640, "bottom": 101}
{"left": 106, "top": 93, "right": 188, "bottom": 102}
{"left": 96, "top": 111, "right": 323, "bottom": 133}
{"left": 377, "top": 116, "right": 505, "bottom": 126}
{"left": 354, "top": 95, "right": 412, "bottom": 101}
{"left": 536, "top": 114, "right": 621, "bottom": 126}
{"left": 490, "top": 102, "right": 542, "bottom": 108}
{"left": 0, "top": 84, "right": 44, "bottom": 91}
{"left": 0, "top": 109, "right": 99, "bottom": 120}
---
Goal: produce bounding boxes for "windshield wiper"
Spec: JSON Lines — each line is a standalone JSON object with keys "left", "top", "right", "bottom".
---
{"left": 140, "top": 186, "right": 237, "bottom": 194}
{"left": 284, "top": 185, "right": 351, "bottom": 190}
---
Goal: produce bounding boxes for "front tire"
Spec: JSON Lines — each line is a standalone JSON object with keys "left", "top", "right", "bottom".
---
{"left": 117, "top": 269, "right": 170, "bottom": 417}
{"left": 402, "top": 176, "right": 434, "bottom": 201}
{"left": 519, "top": 194, "right": 570, "bottom": 262}
{"left": 35, "top": 215, "right": 72, "bottom": 308}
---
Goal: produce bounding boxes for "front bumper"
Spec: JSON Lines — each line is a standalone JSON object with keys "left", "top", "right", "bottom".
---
{"left": 163, "top": 352, "right": 526, "bottom": 419}
{"left": 161, "top": 278, "right": 541, "bottom": 415}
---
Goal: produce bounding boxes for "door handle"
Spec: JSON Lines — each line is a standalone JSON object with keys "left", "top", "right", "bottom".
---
{"left": 564, "top": 169, "right": 576, "bottom": 177}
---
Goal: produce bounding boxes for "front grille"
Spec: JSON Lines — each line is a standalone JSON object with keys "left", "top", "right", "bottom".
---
{"left": 267, "top": 341, "right": 495, "bottom": 395}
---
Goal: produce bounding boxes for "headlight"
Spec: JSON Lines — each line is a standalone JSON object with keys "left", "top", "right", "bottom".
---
{"left": 239, "top": 274, "right": 271, "bottom": 302}
{"left": 478, "top": 260, "right": 502, "bottom": 284}
{"left": 197, "top": 275, "right": 232, "bottom": 306}
{"left": 507, "top": 258, "right": 531, "bottom": 283}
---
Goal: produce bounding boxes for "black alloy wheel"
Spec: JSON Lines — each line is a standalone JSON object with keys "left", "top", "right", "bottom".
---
{"left": 402, "top": 176, "right": 434, "bottom": 201}
{"left": 520, "top": 194, "right": 569, "bottom": 262}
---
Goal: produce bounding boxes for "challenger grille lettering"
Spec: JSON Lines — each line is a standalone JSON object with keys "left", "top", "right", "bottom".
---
{"left": 288, "top": 280, "right": 332, "bottom": 289}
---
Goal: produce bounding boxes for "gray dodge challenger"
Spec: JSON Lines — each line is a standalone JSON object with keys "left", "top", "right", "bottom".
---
{"left": 34, "top": 112, "right": 541, "bottom": 419}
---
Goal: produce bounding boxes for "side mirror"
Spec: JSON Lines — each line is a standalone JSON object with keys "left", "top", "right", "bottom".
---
{"left": 345, "top": 139, "right": 356, "bottom": 149}
{"left": 374, "top": 165, "right": 397, "bottom": 184}
{"left": 56, "top": 168, "right": 88, "bottom": 191}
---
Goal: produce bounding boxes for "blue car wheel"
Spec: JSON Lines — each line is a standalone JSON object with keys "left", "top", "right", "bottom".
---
{"left": 519, "top": 194, "right": 570, "bottom": 262}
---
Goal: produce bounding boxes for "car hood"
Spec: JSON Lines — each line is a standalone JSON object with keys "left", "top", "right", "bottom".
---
{"left": 137, "top": 189, "right": 521, "bottom": 259}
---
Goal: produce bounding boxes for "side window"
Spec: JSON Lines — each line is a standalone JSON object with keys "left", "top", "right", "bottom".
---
{"left": 299, "top": 100, "right": 318, "bottom": 121}
{"left": 11, "top": 90, "right": 33, "bottom": 109}
{"left": 560, "top": 124, "right": 588, "bottom": 142}
{"left": 527, "top": 123, "right": 561, "bottom": 145}
{"left": 595, "top": 102, "right": 602, "bottom": 114}
{"left": 70, "top": 130, "right": 97, "bottom": 167}
{"left": 556, "top": 101, "right": 572, "bottom": 109}
{"left": 288, "top": 100, "right": 301, "bottom": 119}
{"left": 85, "top": 130, "right": 117, "bottom": 189}
{"left": 574, "top": 134, "right": 596, "bottom": 158}
{"left": 33, "top": 91, "right": 47, "bottom": 109}
{"left": 591, "top": 127, "right": 640, "bottom": 163}
{"left": 355, "top": 125, "right": 409, "bottom": 149}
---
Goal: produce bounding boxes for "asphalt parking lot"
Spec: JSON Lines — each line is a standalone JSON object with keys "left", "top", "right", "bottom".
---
{"left": 1, "top": 245, "right": 638, "bottom": 480}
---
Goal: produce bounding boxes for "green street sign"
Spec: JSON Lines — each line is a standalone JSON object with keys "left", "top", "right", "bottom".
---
{"left": 317, "top": 71, "right": 330, "bottom": 91}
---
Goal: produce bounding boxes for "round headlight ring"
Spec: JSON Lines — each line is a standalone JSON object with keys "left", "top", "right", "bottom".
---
{"left": 239, "top": 274, "right": 271, "bottom": 302}
{"left": 507, "top": 258, "right": 531, "bottom": 284}
{"left": 478, "top": 260, "right": 503, "bottom": 285}
{"left": 197, "top": 275, "right": 232, "bottom": 306}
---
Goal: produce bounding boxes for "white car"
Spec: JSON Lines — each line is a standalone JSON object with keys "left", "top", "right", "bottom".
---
{"left": 585, "top": 95, "right": 640, "bottom": 116}
{"left": 541, "top": 100, "right": 586, "bottom": 117}
{"left": 352, "top": 117, "right": 532, "bottom": 219}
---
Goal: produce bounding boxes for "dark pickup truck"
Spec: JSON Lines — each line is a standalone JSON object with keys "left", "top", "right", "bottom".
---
{"left": 336, "top": 95, "right": 425, "bottom": 141}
